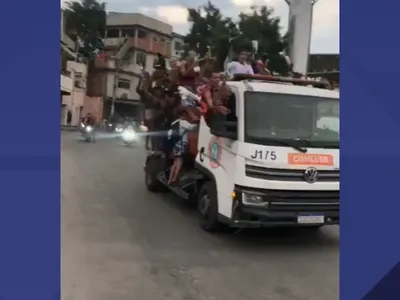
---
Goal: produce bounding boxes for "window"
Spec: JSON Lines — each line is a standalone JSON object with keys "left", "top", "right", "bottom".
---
{"left": 153, "top": 35, "right": 159, "bottom": 42}
{"left": 244, "top": 91, "right": 339, "bottom": 148}
{"left": 121, "top": 29, "right": 135, "bottom": 37}
{"left": 174, "top": 41, "right": 183, "bottom": 51}
{"left": 117, "top": 78, "right": 130, "bottom": 89}
{"left": 73, "top": 72, "right": 83, "bottom": 88}
{"left": 74, "top": 72, "right": 82, "bottom": 80}
{"left": 136, "top": 51, "right": 147, "bottom": 68}
{"left": 137, "top": 29, "right": 147, "bottom": 39}
{"left": 209, "top": 93, "right": 238, "bottom": 140}
{"left": 107, "top": 29, "right": 119, "bottom": 38}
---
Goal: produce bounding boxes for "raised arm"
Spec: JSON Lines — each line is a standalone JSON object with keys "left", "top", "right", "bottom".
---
{"left": 179, "top": 60, "right": 196, "bottom": 76}
{"left": 180, "top": 119, "right": 198, "bottom": 131}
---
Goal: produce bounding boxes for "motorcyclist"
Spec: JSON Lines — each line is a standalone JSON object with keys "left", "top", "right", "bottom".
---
{"left": 123, "top": 117, "right": 136, "bottom": 130}
{"left": 83, "top": 113, "right": 96, "bottom": 126}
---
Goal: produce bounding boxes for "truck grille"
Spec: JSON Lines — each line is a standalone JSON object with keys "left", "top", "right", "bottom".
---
{"left": 237, "top": 187, "right": 340, "bottom": 212}
{"left": 245, "top": 164, "right": 339, "bottom": 182}
{"left": 267, "top": 189, "right": 339, "bottom": 211}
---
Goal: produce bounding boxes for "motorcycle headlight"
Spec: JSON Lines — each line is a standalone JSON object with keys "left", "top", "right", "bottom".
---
{"left": 86, "top": 126, "right": 92, "bottom": 132}
{"left": 242, "top": 192, "right": 266, "bottom": 206}
{"left": 122, "top": 130, "right": 136, "bottom": 140}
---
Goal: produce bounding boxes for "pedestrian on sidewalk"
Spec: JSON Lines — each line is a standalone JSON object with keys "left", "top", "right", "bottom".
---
{"left": 67, "top": 110, "right": 72, "bottom": 126}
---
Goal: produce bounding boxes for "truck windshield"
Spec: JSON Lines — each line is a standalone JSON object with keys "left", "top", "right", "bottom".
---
{"left": 244, "top": 91, "right": 339, "bottom": 148}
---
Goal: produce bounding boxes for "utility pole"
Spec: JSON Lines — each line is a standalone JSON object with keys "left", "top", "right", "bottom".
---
{"left": 110, "top": 57, "right": 119, "bottom": 118}
{"left": 284, "top": 0, "right": 319, "bottom": 75}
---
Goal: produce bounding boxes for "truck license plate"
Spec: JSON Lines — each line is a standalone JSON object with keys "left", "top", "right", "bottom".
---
{"left": 297, "top": 215, "right": 324, "bottom": 224}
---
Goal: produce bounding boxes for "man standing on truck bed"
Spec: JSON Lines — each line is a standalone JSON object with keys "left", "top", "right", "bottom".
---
{"left": 226, "top": 52, "right": 254, "bottom": 75}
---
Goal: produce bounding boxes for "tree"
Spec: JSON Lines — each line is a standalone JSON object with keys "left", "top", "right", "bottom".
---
{"left": 63, "top": 0, "right": 106, "bottom": 58}
{"left": 236, "top": 6, "right": 284, "bottom": 54}
{"left": 185, "top": 2, "right": 288, "bottom": 72}
{"left": 185, "top": 1, "right": 239, "bottom": 70}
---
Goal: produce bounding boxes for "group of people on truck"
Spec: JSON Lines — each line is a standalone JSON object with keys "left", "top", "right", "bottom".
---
{"left": 137, "top": 49, "right": 322, "bottom": 184}
{"left": 137, "top": 51, "right": 235, "bottom": 184}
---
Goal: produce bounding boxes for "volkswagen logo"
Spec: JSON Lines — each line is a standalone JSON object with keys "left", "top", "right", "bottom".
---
{"left": 304, "top": 167, "right": 318, "bottom": 183}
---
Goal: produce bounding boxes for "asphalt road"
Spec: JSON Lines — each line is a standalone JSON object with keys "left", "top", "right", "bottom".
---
{"left": 61, "top": 131, "right": 339, "bottom": 300}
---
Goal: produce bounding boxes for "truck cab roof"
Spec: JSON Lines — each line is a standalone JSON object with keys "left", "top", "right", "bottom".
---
{"left": 225, "top": 74, "right": 339, "bottom": 99}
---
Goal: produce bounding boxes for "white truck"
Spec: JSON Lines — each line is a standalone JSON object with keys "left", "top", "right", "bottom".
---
{"left": 144, "top": 74, "right": 339, "bottom": 232}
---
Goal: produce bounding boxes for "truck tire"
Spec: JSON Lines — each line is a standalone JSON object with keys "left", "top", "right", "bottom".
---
{"left": 197, "top": 181, "right": 220, "bottom": 232}
{"left": 145, "top": 158, "right": 164, "bottom": 192}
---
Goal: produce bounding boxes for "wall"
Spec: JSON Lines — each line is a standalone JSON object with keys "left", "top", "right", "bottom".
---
{"left": 61, "top": 74, "right": 72, "bottom": 93}
{"left": 61, "top": 89, "right": 85, "bottom": 126}
{"left": 107, "top": 13, "right": 172, "bottom": 36}
{"left": 61, "top": 61, "right": 88, "bottom": 126}
{"left": 106, "top": 72, "right": 140, "bottom": 101}
{"left": 109, "top": 51, "right": 156, "bottom": 73}
{"left": 67, "top": 61, "right": 87, "bottom": 75}
{"left": 171, "top": 35, "right": 184, "bottom": 58}
{"left": 104, "top": 31, "right": 171, "bottom": 57}
{"left": 83, "top": 96, "right": 104, "bottom": 121}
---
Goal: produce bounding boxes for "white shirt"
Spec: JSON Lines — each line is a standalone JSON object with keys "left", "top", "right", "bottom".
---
{"left": 168, "top": 119, "right": 198, "bottom": 144}
{"left": 226, "top": 61, "right": 254, "bottom": 75}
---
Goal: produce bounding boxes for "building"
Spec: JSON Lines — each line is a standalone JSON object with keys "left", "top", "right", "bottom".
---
{"left": 61, "top": 10, "right": 74, "bottom": 98}
{"left": 171, "top": 32, "right": 184, "bottom": 59}
{"left": 308, "top": 54, "right": 339, "bottom": 84}
{"left": 62, "top": 61, "right": 88, "bottom": 126}
{"left": 87, "top": 13, "right": 173, "bottom": 119}
{"left": 60, "top": 9, "right": 88, "bottom": 126}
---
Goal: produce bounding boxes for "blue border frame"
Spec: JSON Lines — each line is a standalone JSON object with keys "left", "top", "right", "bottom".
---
{"left": 0, "top": 0, "right": 60, "bottom": 299}
{"left": 341, "top": 0, "right": 400, "bottom": 299}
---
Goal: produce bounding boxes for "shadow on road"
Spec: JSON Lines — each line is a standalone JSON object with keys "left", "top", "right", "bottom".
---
{"left": 130, "top": 188, "right": 339, "bottom": 253}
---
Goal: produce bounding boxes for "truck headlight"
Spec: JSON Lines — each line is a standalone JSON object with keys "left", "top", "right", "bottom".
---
{"left": 242, "top": 193, "right": 266, "bottom": 206}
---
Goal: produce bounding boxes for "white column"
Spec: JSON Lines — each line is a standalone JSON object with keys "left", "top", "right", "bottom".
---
{"left": 286, "top": 0, "right": 315, "bottom": 75}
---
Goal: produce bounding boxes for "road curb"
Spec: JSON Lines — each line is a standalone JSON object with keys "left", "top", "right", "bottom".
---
{"left": 61, "top": 126, "right": 78, "bottom": 132}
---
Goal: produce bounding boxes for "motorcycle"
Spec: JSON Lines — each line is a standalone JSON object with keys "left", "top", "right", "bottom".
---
{"left": 81, "top": 123, "right": 95, "bottom": 142}
{"left": 114, "top": 123, "right": 124, "bottom": 138}
{"left": 121, "top": 128, "right": 137, "bottom": 146}
{"left": 106, "top": 121, "right": 114, "bottom": 132}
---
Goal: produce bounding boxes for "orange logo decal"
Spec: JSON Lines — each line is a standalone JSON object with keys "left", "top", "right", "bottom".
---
{"left": 288, "top": 153, "right": 334, "bottom": 166}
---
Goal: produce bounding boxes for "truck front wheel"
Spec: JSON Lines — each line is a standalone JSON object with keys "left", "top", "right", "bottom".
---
{"left": 197, "top": 182, "right": 220, "bottom": 232}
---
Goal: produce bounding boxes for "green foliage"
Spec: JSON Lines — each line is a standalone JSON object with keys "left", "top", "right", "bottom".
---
{"left": 185, "top": 1, "right": 239, "bottom": 70}
{"left": 63, "top": 0, "right": 106, "bottom": 58}
{"left": 184, "top": 2, "right": 287, "bottom": 71}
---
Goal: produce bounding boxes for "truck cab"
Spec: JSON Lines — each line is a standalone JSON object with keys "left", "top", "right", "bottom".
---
{"left": 145, "top": 74, "right": 340, "bottom": 232}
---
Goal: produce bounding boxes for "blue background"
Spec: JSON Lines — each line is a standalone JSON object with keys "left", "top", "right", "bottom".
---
{"left": 0, "top": 0, "right": 60, "bottom": 299}
{"left": 341, "top": 0, "right": 400, "bottom": 299}
{"left": 1, "top": 0, "right": 400, "bottom": 298}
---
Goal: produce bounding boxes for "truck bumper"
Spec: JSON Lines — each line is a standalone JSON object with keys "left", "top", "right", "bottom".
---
{"left": 220, "top": 185, "right": 339, "bottom": 228}
{"left": 219, "top": 209, "right": 339, "bottom": 228}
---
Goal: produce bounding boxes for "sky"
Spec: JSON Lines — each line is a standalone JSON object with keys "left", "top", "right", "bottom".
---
{"left": 63, "top": 0, "right": 339, "bottom": 54}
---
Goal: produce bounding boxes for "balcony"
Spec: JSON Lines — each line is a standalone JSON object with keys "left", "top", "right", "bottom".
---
{"left": 104, "top": 37, "right": 125, "bottom": 48}
{"left": 61, "top": 33, "right": 76, "bottom": 52}
{"left": 107, "top": 59, "right": 142, "bottom": 74}
{"left": 61, "top": 74, "right": 73, "bottom": 94}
